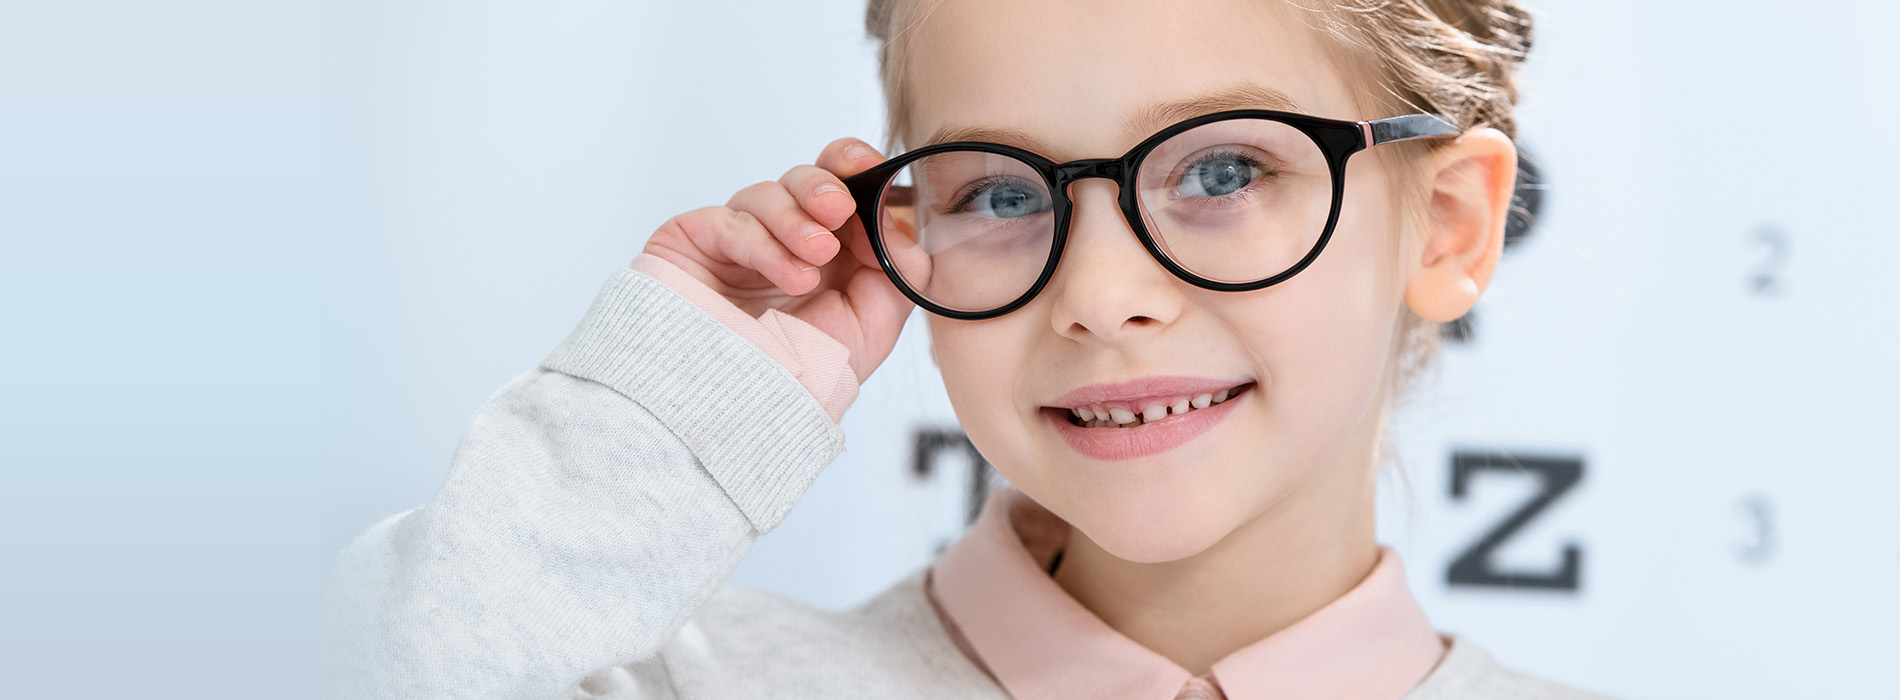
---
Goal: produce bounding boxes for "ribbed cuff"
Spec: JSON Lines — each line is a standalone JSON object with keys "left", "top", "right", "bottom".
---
{"left": 540, "top": 268, "right": 845, "bottom": 533}
{"left": 629, "top": 253, "right": 859, "bottom": 424}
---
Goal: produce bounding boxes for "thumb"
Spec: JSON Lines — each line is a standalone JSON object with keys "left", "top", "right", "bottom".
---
{"left": 842, "top": 264, "right": 915, "bottom": 383}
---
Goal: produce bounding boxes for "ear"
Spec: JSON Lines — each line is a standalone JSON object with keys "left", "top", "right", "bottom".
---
{"left": 1402, "top": 127, "right": 1518, "bottom": 323}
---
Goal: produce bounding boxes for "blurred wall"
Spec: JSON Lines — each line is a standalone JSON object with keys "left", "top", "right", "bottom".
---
{"left": 2, "top": 1, "right": 324, "bottom": 696}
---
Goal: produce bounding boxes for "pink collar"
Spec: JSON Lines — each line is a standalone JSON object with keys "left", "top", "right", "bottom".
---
{"left": 928, "top": 487, "right": 1446, "bottom": 700}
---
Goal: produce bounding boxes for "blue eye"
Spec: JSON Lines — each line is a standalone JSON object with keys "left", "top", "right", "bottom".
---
{"left": 957, "top": 178, "right": 1051, "bottom": 219}
{"left": 1176, "top": 153, "right": 1264, "bottom": 198}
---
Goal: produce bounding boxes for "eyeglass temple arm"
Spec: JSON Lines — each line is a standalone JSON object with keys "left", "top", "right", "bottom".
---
{"left": 1359, "top": 113, "right": 1461, "bottom": 148}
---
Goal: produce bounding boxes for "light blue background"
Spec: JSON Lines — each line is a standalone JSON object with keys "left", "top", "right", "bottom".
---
{"left": 2, "top": 1, "right": 324, "bottom": 696}
{"left": 3, "top": 1, "right": 1896, "bottom": 698}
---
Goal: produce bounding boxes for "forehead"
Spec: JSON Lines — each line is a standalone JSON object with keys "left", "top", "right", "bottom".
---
{"left": 904, "top": 0, "right": 1361, "bottom": 160}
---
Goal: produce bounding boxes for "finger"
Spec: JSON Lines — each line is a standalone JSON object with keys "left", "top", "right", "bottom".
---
{"left": 835, "top": 214, "right": 883, "bottom": 273}
{"left": 727, "top": 180, "right": 840, "bottom": 269}
{"left": 674, "top": 206, "right": 820, "bottom": 295}
{"left": 778, "top": 164, "right": 857, "bottom": 232}
{"left": 835, "top": 200, "right": 930, "bottom": 290}
{"left": 813, "top": 137, "right": 885, "bottom": 178}
{"left": 876, "top": 205, "right": 934, "bottom": 292}
{"left": 841, "top": 264, "right": 916, "bottom": 383}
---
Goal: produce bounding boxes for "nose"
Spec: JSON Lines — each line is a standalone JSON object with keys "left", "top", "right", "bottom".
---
{"left": 1044, "top": 178, "right": 1184, "bottom": 343}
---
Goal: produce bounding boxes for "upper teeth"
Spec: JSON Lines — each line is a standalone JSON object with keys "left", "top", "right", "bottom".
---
{"left": 1070, "top": 386, "right": 1240, "bottom": 428}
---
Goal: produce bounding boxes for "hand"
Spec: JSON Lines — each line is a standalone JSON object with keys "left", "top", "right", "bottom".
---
{"left": 641, "top": 137, "right": 914, "bottom": 385}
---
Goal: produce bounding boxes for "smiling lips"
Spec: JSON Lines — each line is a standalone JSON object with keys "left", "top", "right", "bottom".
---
{"left": 1046, "top": 376, "right": 1254, "bottom": 425}
{"left": 1065, "top": 384, "right": 1244, "bottom": 428}
{"left": 1042, "top": 377, "right": 1255, "bottom": 461}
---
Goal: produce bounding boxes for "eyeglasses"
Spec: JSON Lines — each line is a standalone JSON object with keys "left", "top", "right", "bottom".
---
{"left": 840, "top": 109, "right": 1462, "bottom": 320}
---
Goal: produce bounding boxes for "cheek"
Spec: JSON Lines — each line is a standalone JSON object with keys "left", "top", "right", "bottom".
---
{"left": 926, "top": 317, "right": 1035, "bottom": 459}
{"left": 928, "top": 314, "right": 1091, "bottom": 527}
{"left": 1242, "top": 174, "right": 1407, "bottom": 455}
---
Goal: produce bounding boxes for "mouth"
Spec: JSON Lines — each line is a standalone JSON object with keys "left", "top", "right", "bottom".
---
{"left": 1053, "top": 381, "right": 1256, "bottom": 429}
{"left": 1048, "top": 376, "right": 1254, "bottom": 426}
{"left": 1039, "top": 379, "right": 1256, "bottom": 462}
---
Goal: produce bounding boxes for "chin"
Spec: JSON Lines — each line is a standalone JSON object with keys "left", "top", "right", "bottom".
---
{"left": 1061, "top": 484, "right": 1238, "bottom": 564}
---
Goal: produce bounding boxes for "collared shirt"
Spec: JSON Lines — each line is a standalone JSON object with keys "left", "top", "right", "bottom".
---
{"left": 928, "top": 487, "right": 1447, "bottom": 700}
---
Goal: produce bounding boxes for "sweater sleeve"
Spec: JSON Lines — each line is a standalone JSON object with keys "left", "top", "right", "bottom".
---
{"left": 323, "top": 267, "right": 848, "bottom": 700}
{"left": 628, "top": 253, "right": 858, "bottom": 424}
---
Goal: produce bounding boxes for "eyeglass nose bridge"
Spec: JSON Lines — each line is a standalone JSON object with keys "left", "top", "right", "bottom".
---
{"left": 1048, "top": 157, "right": 1139, "bottom": 236}
{"left": 1041, "top": 155, "right": 1177, "bottom": 298}
{"left": 1051, "top": 157, "right": 1126, "bottom": 185}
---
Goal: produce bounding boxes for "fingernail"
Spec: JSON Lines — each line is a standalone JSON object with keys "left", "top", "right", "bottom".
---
{"left": 845, "top": 144, "right": 877, "bottom": 163}
{"left": 800, "top": 222, "right": 833, "bottom": 241}
{"left": 815, "top": 182, "right": 845, "bottom": 198}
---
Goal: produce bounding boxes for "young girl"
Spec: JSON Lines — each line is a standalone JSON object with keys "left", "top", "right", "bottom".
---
{"left": 328, "top": 0, "right": 1615, "bottom": 698}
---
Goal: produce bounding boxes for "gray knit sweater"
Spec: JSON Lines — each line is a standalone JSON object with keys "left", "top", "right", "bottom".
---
{"left": 323, "top": 268, "right": 1616, "bottom": 700}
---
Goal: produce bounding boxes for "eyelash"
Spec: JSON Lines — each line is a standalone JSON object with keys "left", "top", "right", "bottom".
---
{"left": 942, "top": 174, "right": 1039, "bottom": 216}
{"left": 1177, "top": 149, "right": 1274, "bottom": 197}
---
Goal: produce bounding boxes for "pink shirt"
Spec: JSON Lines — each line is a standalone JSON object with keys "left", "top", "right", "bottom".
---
{"left": 929, "top": 487, "right": 1447, "bottom": 700}
{"left": 633, "top": 256, "right": 1447, "bottom": 699}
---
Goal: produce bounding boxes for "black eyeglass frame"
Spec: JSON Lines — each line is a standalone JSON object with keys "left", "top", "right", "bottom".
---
{"left": 841, "top": 109, "right": 1463, "bottom": 321}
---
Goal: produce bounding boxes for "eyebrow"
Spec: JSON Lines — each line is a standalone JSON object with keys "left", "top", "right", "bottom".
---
{"left": 920, "top": 124, "right": 1053, "bottom": 152}
{"left": 1124, "top": 83, "right": 1305, "bottom": 137}
{"left": 918, "top": 82, "right": 1306, "bottom": 154}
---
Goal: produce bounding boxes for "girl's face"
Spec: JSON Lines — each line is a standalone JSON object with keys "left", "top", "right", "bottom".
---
{"left": 913, "top": 0, "right": 1415, "bottom": 562}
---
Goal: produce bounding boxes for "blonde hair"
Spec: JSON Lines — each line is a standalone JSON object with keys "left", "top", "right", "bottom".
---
{"left": 864, "top": 0, "right": 1535, "bottom": 467}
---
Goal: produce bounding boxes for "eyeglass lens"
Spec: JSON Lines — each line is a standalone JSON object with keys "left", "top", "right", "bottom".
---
{"left": 874, "top": 118, "right": 1332, "bottom": 314}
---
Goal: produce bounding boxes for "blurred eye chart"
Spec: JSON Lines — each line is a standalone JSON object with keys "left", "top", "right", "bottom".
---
{"left": 322, "top": 1, "right": 1900, "bottom": 698}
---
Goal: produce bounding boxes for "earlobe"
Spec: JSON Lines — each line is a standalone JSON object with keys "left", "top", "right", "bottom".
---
{"left": 1402, "top": 127, "right": 1518, "bottom": 323}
